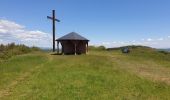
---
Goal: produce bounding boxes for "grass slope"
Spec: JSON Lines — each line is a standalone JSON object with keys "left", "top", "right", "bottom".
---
{"left": 0, "top": 48, "right": 170, "bottom": 100}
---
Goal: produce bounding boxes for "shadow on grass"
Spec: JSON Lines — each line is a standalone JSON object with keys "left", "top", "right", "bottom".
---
{"left": 50, "top": 53, "right": 63, "bottom": 55}
{"left": 50, "top": 53, "right": 87, "bottom": 56}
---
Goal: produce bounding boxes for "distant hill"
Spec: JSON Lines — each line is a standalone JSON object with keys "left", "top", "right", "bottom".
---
{"left": 107, "top": 45, "right": 154, "bottom": 51}
{"left": 40, "top": 47, "right": 52, "bottom": 52}
{"left": 108, "top": 45, "right": 170, "bottom": 55}
{"left": 158, "top": 48, "right": 170, "bottom": 52}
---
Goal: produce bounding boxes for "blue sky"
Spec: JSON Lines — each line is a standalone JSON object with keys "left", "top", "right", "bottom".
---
{"left": 0, "top": 0, "right": 170, "bottom": 48}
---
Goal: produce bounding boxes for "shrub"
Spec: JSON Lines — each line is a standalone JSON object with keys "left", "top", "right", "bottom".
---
{"left": 31, "top": 46, "right": 41, "bottom": 51}
{"left": 158, "top": 51, "right": 169, "bottom": 55}
{"left": 0, "top": 43, "right": 41, "bottom": 60}
{"left": 0, "top": 44, "right": 5, "bottom": 52}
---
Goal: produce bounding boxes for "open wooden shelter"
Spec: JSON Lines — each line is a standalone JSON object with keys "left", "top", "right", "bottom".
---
{"left": 56, "top": 32, "right": 89, "bottom": 55}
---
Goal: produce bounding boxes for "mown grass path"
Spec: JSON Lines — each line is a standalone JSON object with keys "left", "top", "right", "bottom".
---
{"left": 110, "top": 56, "right": 170, "bottom": 85}
{"left": 90, "top": 50, "right": 170, "bottom": 85}
{"left": 1, "top": 51, "right": 170, "bottom": 100}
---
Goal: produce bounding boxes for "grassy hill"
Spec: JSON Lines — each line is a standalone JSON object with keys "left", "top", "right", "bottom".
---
{"left": 0, "top": 46, "right": 170, "bottom": 100}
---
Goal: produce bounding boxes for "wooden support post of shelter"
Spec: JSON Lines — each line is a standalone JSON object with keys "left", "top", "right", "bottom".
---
{"left": 57, "top": 41, "right": 59, "bottom": 54}
{"left": 74, "top": 42, "right": 77, "bottom": 55}
{"left": 86, "top": 42, "right": 89, "bottom": 53}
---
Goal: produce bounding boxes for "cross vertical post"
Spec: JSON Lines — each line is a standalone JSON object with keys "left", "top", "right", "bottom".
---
{"left": 47, "top": 10, "right": 60, "bottom": 52}
{"left": 52, "top": 10, "right": 55, "bottom": 52}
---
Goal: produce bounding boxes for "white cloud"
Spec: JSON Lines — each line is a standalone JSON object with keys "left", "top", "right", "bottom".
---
{"left": 147, "top": 38, "right": 153, "bottom": 41}
{"left": 158, "top": 38, "right": 163, "bottom": 41}
{"left": 1, "top": 19, "right": 169, "bottom": 49}
{"left": 132, "top": 40, "right": 136, "bottom": 42}
{"left": 97, "top": 36, "right": 170, "bottom": 48}
{"left": 102, "top": 42, "right": 111, "bottom": 45}
{"left": 0, "top": 19, "right": 52, "bottom": 47}
{"left": 141, "top": 38, "right": 145, "bottom": 41}
{"left": 120, "top": 42, "right": 125, "bottom": 44}
{"left": 0, "top": 19, "right": 24, "bottom": 29}
{"left": 0, "top": 29, "right": 8, "bottom": 33}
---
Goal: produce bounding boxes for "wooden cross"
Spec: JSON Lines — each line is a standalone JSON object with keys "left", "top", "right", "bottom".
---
{"left": 47, "top": 10, "right": 60, "bottom": 52}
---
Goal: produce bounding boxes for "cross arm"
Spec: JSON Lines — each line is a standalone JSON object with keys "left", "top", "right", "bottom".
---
{"left": 47, "top": 16, "right": 60, "bottom": 22}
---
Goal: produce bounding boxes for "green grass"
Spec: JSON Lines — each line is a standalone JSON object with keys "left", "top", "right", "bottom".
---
{"left": 0, "top": 53, "right": 47, "bottom": 89}
{"left": 0, "top": 49, "right": 170, "bottom": 100}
